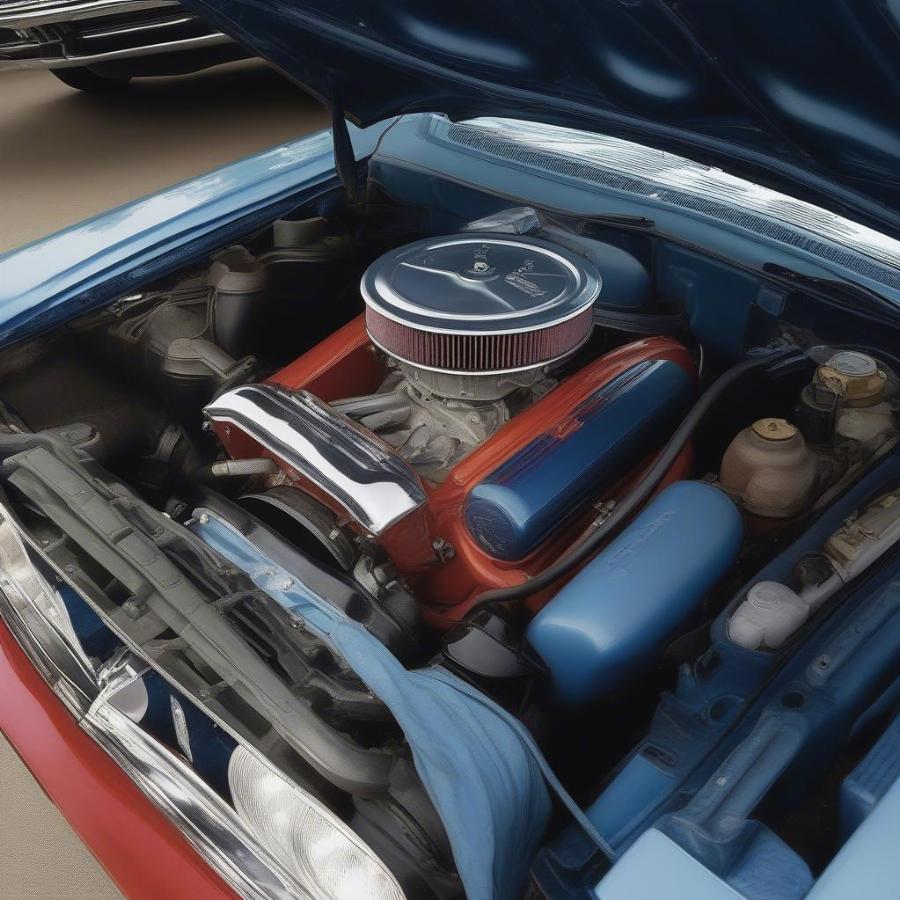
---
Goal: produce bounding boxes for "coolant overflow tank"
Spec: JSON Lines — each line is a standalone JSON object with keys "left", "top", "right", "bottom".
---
{"left": 719, "top": 418, "right": 818, "bottom": 518}
{"left": 526, "top": 481, "right": 743, "bottom": 706}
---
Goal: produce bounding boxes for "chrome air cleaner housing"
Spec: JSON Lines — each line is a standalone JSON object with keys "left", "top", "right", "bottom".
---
{"left": 361, "top": 234, "right": 600, "bottom": 381}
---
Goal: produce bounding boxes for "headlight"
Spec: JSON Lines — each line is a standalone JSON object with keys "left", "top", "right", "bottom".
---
{"left": 228, "top": 745, "right": 405, "bottom": 900}
{"left": 0, "top": 518, "right": 81, "bottom": 649}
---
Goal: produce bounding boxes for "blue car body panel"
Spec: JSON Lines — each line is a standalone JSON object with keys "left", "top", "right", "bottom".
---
{"left": 4, "top": 111, "right": 900, "bottom": 359}
{"left": 179, "top": 0, "right": 900, "bottom": 235}
{"left": 593, "top": 765, "right": 900, "bottom": 900}
{"left": 0, "top": 50, "right": 898, "bottom": 891}
{"left": 840, "top": 712, "right": 900, "bottom": 839}
{"left": 368, "top": 115, "right": 900, "bottom": 308}
{"left": 806, "top": 775, "right": 900, "bottom": 900}
{"left": 593, "top": 829, "right": 743, "bottom": 900}
{"left": 0, "top": 120, "right": 393, "bottom": 349}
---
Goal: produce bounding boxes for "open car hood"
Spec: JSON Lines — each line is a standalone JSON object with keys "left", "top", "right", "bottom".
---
{"left": 180, "top": 0, "right": 900, "bottom": 236}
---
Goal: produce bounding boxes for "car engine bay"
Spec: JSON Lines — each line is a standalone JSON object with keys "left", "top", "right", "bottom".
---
{"left": 0, "top": 184, "right": 899, "bottom": 900}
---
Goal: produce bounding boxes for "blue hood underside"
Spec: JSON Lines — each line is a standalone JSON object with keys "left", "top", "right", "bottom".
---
{"left": 181, "top": 0, "right": 900, "bottom": 236}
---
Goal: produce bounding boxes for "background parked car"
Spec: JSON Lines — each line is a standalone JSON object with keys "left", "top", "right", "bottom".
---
{"left": 0, "top": 0, "right": 248, "bottom": 92}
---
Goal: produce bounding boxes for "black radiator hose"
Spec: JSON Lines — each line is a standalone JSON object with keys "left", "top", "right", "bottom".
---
{"left": 592, "top": 306, "right": 687, "bottom": 337}
{"left": 467, "top": 345, "right": 805, "bottom": 612}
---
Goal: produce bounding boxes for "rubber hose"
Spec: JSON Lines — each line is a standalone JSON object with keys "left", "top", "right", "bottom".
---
{"left": 592, "top": 307, "right": 687, "bottom": 336}
{"left": 467, "top": 345, "right": 803, "bottom": 612}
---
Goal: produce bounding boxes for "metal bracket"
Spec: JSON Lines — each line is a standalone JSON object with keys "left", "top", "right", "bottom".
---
{"left": 331, "top": 105, "right": 360, "bottom": 201}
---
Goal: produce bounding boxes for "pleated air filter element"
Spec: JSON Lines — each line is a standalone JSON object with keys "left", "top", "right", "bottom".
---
{"left": 361, "top": 234, "right": 600, "bottom": 375}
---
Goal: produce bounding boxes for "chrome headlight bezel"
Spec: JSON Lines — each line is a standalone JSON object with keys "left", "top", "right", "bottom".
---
{"left": 0, "top": 502, "right": 402, "bottom": 900}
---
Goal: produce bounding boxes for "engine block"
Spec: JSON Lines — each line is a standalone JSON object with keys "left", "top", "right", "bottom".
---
{"left": 206, "top": 235, "right": 696, "bottom": 626}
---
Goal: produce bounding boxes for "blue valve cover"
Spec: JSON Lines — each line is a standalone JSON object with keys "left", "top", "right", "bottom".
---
{"left": 527, "top": 481, "right": 743, "bottom": 706}
{"left": 464, "top": 358, "right": 694, "bottom": 562}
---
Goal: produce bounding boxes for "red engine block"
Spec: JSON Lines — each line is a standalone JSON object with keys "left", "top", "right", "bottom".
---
{"left": 214, "top": 315, "right": 695, "bottom": 627}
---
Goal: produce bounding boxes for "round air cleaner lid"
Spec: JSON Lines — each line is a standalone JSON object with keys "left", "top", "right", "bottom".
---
{"left": 362, "top": 234, "right": 600, "bottom": 334}
{"left": 361, "top": 234, "right": 601, "bottom": 374}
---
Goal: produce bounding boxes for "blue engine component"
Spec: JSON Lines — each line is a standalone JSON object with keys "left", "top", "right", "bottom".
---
{"left": 526, "top": 481, "right": 743, "bottom": 706}
{"left": 541, "top": 226, "right": 652, "bottom": 310}
{"left": 464, "top": 358, "right": 694, "bottom": 562}
{"left": 533, "top": 450, "right": 900, "bottom": 900}
{"left": 840, "top": 712, "right": 900, "bottom": 839}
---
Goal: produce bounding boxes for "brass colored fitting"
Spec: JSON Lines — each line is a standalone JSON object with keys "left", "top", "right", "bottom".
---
{"left": 815, "top": 351, "right": 886, "bottom": 408}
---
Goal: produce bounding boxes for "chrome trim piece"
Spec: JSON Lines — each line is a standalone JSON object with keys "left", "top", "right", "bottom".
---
{"left": 0, "top": 501, "right": 312, "bottom": 900}
{"left": 0, "top": 0, "right": 178, "bottom": 29}
{"left": 0, "top": 31, "right": 233, "bottom": 70}
{"left": 78, "top": 13, "right": 196, "bottom": 41}
{"left": 83, "top": 698, "right": 305, "bottom": 900}
{"left": 450, "top": 117, "right": 900, "bottom": 291}
{"left": 204, "top": 384, "right": 428, "bottom": 534}
{"left": 360, "top": 234, "right": 600, "bottom": 336}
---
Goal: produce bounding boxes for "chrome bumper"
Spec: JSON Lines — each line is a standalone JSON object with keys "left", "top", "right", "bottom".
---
{"left": 0, "top": 0, "right": 233, "bottom": 70}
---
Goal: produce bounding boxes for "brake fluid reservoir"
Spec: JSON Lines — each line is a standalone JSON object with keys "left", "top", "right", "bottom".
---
{"left": 815, "top": 351, "right": 887, "bottom": 407}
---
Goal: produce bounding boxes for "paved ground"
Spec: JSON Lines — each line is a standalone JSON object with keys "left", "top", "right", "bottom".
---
{"left": 1, "top": 60, "right": 327, "bottom": 253}
{"left": 0, "top": 59, "right": 327, "bottom": 897}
